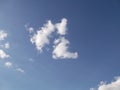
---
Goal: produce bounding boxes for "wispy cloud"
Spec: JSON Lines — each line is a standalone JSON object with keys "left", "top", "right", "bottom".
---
{"left": 90, "top": 76, "right": 120, "bottom": 90}
{"left": 52, "top": 37, "right": 78, "bottom": 59}
{"left": 4, "top": 62, "right": 13, "bottom": 68}
{"left": 4, "top": 42, "right": 10, "bottom": 49}
{"left": 28, "top": 58, "right": 34, "bottom": 62}
{"left": 0, "top": 30, "right": 10, "bottom": 59}
{"left": 27, "top": 27, "right": 34, "bottom": 34}
{"left": 4, "top": 61, "right": 25, "bottom": 73}
{"left": 0, "top": 42, "right": 10, "bottom": 49}
{"left": 16, "top": 68, "right": 25, "bottom": 73}
{"left": 0, "top": 50, "right": 9, "bottom": 59}
{"left": 90, "top": 88, "right": 95, "bottom": 90}
{"left": 0, "top": 30, "right": 7, "bottom": 41}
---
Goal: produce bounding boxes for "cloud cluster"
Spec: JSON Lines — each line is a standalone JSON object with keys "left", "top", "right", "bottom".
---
{"left": 0, "top": 30, "right": 25, "bottom": 73}
{"left": 90, "top": 77, "right": 120, "bottom": 90}
{"left": 0, "top": 30, "right": 10, "bottom": 59}
{"left": 28, "top": 18, "right": 78, "bottom": 59}
{"left": 0, "top": 50, "right": 9, "bottom": 59}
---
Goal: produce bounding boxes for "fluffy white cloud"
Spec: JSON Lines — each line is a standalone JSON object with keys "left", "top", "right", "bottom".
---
{"left": 91, "top": 77, "right": 120, "bottom": 90}
{"left": 55, "top": 18, "right": 67, "bottom": 35}
{"left": 16, "top": 68, "right": 25, "bottom": 73}
{"left": 52, "top": 37, "right": 78, "bottom": 59}
{"left": 0, "top": 50, "right": 9, "bottom": 59}
{"left": 4, "top": 62, "right": 12, "bottom": 68}
{"left": 30, "top": 20, "right": 55, "bottom": 52}
{"left": 28, "top": 18, "right": 78, "bottom": 59}
{"left": 0, "top": 30, "right": 7, "bottom": 41}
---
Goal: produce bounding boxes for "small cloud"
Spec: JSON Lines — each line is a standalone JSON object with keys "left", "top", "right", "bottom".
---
{"left": 4, "top": 42, "right": 10, "bottom": 49}
{"left": 28, "top": 58, "right": 34, "bottom": 62}
{"left": 25, "top": 24, "right": 34, "bottom": 34}
{"left": 90, "top": 88, "right": 95, "bottom": 90}
{"left": 0, "top": 49, "right": 9, "bottom": 59}
{"left": 4, "top": 62, "right": 13, "bottom": 68}
{"left": 16, "top": 68, "right": 25, "bottom": 73}
{"left": 28, "top": 27, "right": 34, "bottom": 33}
{"left": 0, "top": 30, "right": 7, "bottom": 41}
{"left": 0, "top": 31, "right": 10, "bottom": 59}
{"left": 91, "top": 76, "right": 120, "bottom": 90}
{"left": 52, "top": 37, "right": 78, "bottom": 59}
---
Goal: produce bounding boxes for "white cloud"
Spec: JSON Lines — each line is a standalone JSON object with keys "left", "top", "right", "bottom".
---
{"left": 0, "top": 30, "right": 25, "bottom": 73}
{"left": 16, "top": 68, "right": 25, "bottom": 73}
{"left": 30, "top": 20, "right": 55, "bottom": 52}
{"left": 0, "top": 30, "right": 7, "bottom": 41}
{"left": 0, "top": 50, "right": 9, "bottom": 59}
{"left": 55, "top": 18, "right": 67, "bottom": 35}
{"left": 91, "top": 77, "right": 120, "bottom": 90}
{"left": 0, "top": 31, "right": 10, "bottom": 58}
{"left": 52, "top": 37, "right": 78, "bottom": 59}
{"left": 4, "top": 62, "right": 13, "bottom": 68}
{"left": 28, "top": 27, "right": 34, "bottom": 33}
{"left": 4, "top": 42, "right": 10, "bottom": 49}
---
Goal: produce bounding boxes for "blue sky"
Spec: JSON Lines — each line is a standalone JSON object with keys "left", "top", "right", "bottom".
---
{"left": 0, "top": 0, "right": 120, "bottom": 90}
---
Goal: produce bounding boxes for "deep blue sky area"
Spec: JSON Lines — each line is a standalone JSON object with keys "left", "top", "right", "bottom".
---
{"left": 0, "top": 0, "right": 120, "bottom": 90}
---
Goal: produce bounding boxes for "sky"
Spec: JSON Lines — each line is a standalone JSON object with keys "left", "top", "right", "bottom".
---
{"left": 0, "top": 0, "right": 120, "bottom": 90}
